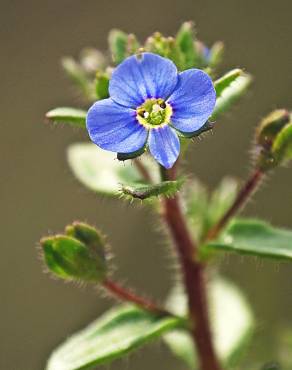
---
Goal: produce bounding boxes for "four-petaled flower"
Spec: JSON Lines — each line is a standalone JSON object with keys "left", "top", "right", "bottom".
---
{"left": 86, "top": 52, "right": 216, "bottom": 169}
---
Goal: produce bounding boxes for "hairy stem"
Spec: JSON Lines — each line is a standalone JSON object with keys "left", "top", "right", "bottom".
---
{"left": 103, "top": 278, "right": 169, "bottom": 316}
{"left": 161, "top": 166, "right": 222, "bottom": 370}
{"left": 207, "top": 168, "right": 264, "bottom": 241}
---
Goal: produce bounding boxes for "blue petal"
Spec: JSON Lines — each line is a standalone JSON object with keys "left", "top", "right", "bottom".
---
{"left": 148, "top": 126, "right": 180, "bottom": 169}
{"left": 86, "top": 98, "right": 148, "bottom": 153}
{"left": 109, "top": 53, "right": 178, "bottom": 108}
{"left": 168, "top": 69, "right": 216, "bottom": 133}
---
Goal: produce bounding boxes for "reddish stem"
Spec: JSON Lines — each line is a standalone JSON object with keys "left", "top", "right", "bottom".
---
{"left": 133, "top": 158, "right": 153, "bottom": 183}
{"left": 161, "top": 166, "right": 222, "bottom": 370}
{"left": 103, "top": 279, "right": 169, "bottom": 316}
{"left": 207, "top": 169, "right": 264, "bottom": 241}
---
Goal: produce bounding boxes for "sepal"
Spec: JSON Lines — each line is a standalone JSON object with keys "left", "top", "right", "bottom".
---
{"left": 117, "top": 146, "right": 146, "bottom": 161}
{"left": 175, "top": 121, "right": 214, "bottom": 138}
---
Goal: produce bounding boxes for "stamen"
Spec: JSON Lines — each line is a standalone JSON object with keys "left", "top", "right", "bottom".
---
{"left": 136, "top": 98, "right": 172, "bottom": 128}
{"left": 152, "top": 104, "right": 161, "bottom": 113}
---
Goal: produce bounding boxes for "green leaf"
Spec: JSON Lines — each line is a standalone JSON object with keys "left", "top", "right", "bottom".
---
{"left": 121, "top": 178, "right": 184, "bottom": 200}
{"left": 206, "top": 218, "right": 292, "bottom": 261}
{"left": 47, "top": 305, "right": 183, "bottom": 370}
{"left": 108, "top": 29, "right": 128, "bottom": 64}
{"left": 46, "top": 108, "right": 87, "bottom": 128}
{"left": 214, "top": 69, "right": 243, "bottom": 98}
{"left": 211, "top": 73, "right": 252, "bottom": 120}
{"left": 164, "top": 278, "right": 254, "bottom": 369}
{"left": 67, "top": 143, "right": 159, "bottom": 197}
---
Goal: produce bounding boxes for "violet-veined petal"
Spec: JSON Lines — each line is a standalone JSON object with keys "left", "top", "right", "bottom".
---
{"left": 168, "top": 69, "right": 216, "bottom": 133}
{"left": 109, "top": 53, "right": 178, "bottom": 108}
{"left": 148, "top": 126, "right": 180, "bottom": 169}
{"left": 86, "top": 98, "right": 148, "bottom": 153}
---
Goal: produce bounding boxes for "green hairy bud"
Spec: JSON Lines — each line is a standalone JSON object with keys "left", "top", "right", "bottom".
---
{"left": 255, "top": 109, "right": 292, "bottom": 170}
{"left": 41, "top": 222, "right": 107, "bottom": 283}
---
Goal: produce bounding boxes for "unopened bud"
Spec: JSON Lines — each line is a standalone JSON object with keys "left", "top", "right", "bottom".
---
{"left": 41, "top": 222, "right": 107, "bottom": 283}
{"left": 255, "top": 109, "right": 292, "bottom": 170}
{"left": 256, "top": 109, "right": 290, "bottom": 147}
{"left": 144, "top": 33, "right": 182, "bottom": 67}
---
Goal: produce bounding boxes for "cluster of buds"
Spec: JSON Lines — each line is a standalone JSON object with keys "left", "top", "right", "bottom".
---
{"left": 61, "top": 22, "right": 224, "bottom": 104}
{"left": 255, "top": 109, "right": 292, "bottom": 171}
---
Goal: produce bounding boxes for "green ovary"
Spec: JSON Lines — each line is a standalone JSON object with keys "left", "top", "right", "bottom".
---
{"left": 136, "top": 98, "right": 172, "bottom": 128}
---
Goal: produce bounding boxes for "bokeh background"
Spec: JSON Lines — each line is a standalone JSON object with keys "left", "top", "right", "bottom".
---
{"left": 1, "top": 0, "right": 292, "bottom": 369}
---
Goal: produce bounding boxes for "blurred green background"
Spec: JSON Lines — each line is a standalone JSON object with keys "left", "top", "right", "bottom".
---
{"left": 1, "top": 0, "right": 292, "bottom": 369}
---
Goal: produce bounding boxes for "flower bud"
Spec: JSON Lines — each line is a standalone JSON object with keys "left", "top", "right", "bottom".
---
{"left": 95, "top": 71, "right": 109, "bottom": 100}
{"left": 255, "top": 109, "right": 292, "bottom": 170}
{"left": 256, "top": 109, "right": 290, "bottom": 147}
{"left": 144, "top": 33, "right": 182, "bottom": 67}
{"left": 41, "top": 222, "right": 107, "bottom": 283}
{"left": 272, "top": 122, "right": 292, "bottom": 165}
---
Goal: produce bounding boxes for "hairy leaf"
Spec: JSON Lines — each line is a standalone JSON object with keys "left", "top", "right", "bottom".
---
{"left": 211, "top": 73, "right": 252, "bottom": 120}
{"left": 214, "top": 69, "right": 243, "bottom": 98}
{"left": 46, "top": 107, "right": 87, "bottom": 128}
{"left": 206, "top": 218, "right": 292, "bottom": 261}
{"left": 121, "top": 178, "right": 184, "bottom": 200}
{"left": 47, "top": 305, "right": 183, "bottom": 370}
{"left": 67, "top": 143, "right": 159, "bottom": 196}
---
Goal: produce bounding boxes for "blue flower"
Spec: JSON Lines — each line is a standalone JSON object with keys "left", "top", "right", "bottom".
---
{"left": 86, "top": 52, "right": 216, "bottom": 169}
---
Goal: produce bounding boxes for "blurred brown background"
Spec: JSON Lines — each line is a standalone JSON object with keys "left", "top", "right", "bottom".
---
{"left": 1, "top": 0, "right": 292, "bottom": 369}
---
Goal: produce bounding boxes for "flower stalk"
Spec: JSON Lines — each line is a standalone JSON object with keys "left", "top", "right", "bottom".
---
{"left": 103, "top": 278, "right": 169, "bottom": 316}
{"left": 207, "top": 168, "right": 264, "bottom": 241}
{"left": 161, "top": 165, "right": 222, "bottom": 370}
